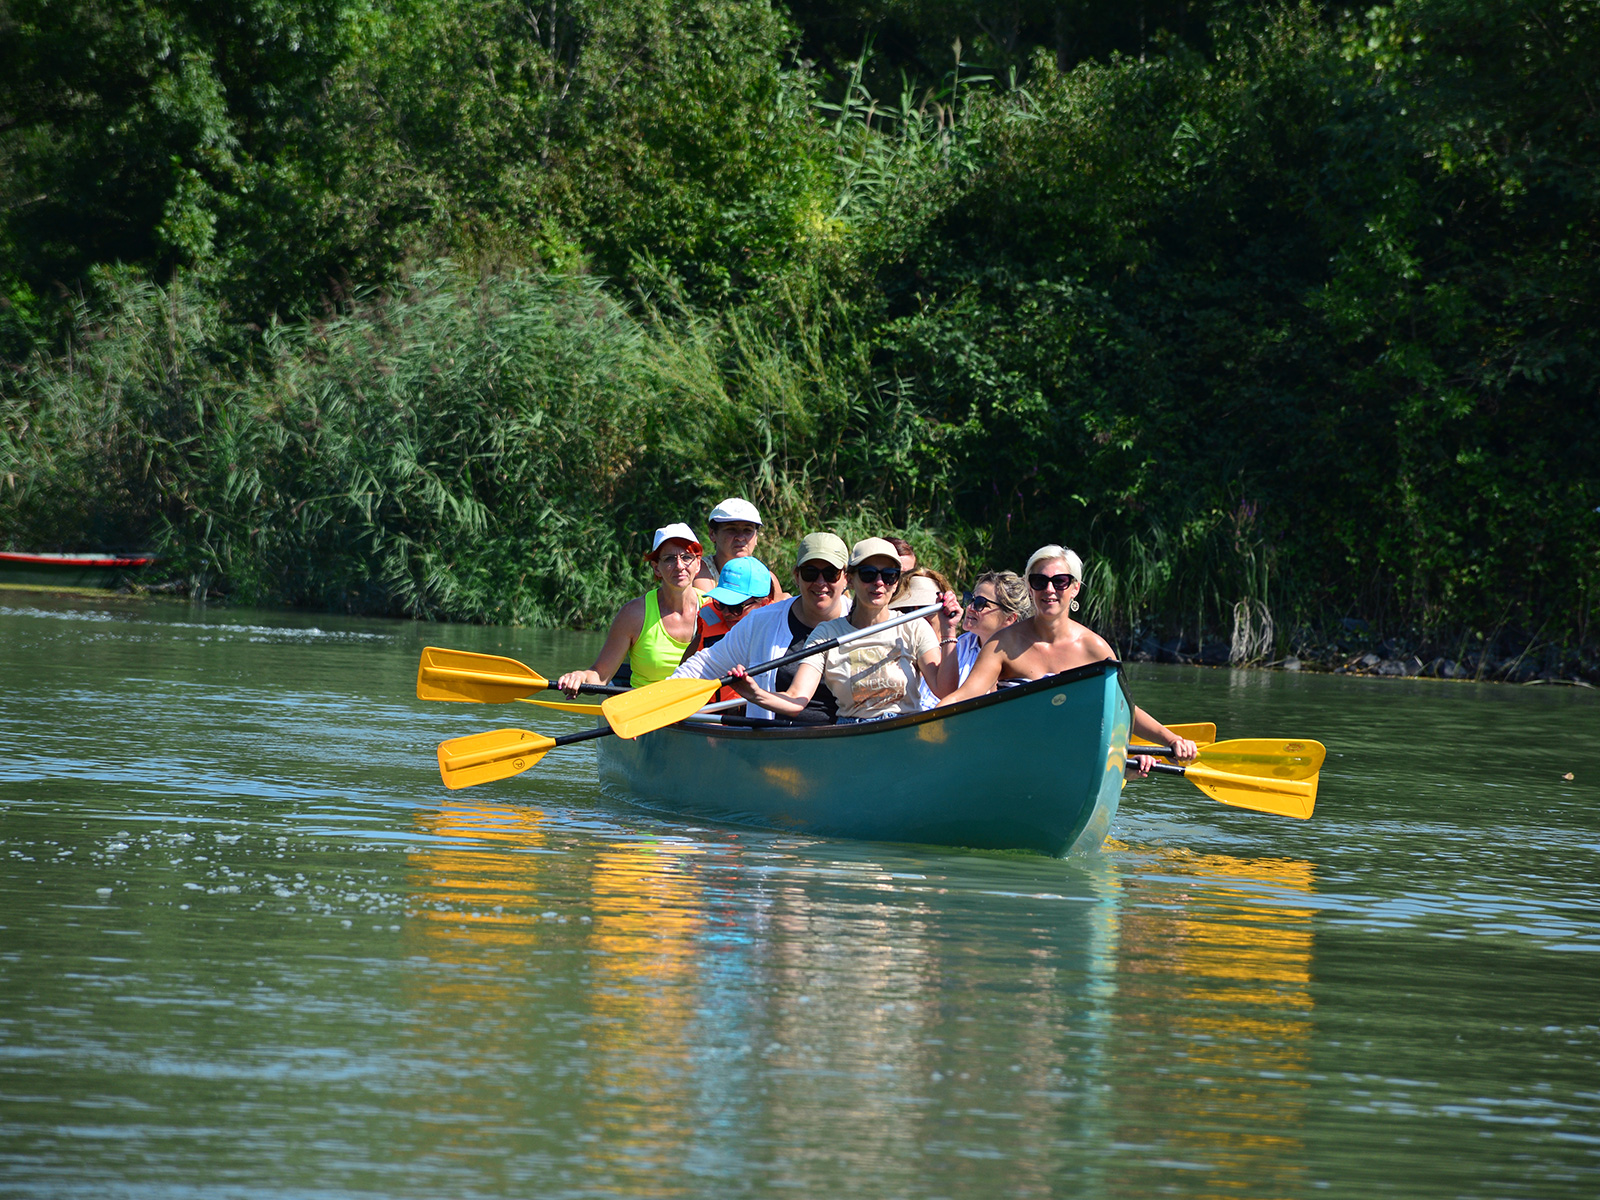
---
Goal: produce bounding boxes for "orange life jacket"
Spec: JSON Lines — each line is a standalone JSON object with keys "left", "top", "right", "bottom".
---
{"left": 697, "top": 598, "right": 771, "bottom": 703}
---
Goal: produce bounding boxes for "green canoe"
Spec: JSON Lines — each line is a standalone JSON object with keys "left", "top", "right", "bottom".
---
{"left": 596, "top": 660, "right": 1133, "bottom": 856}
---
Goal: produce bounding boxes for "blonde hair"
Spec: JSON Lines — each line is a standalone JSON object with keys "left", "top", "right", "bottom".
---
{"left": 1024, "top": 544, "right": 1084, "bottom": 582}
{"left": 973, "top": 570, "right": 1031, "bottom": 617}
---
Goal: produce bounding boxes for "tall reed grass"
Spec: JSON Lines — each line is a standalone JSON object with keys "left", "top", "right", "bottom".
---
{"left": 0, "top": 264, "right": 973, "bottom": 625}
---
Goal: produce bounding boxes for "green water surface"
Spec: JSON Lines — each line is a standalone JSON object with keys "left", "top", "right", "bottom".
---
{"left": 1, "top": 593, "right": 1597, "bottom": 1198}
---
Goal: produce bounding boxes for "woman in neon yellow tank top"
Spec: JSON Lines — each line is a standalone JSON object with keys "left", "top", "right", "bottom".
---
{"left": 556, "top": 523, "right": 704, "bottom": 693}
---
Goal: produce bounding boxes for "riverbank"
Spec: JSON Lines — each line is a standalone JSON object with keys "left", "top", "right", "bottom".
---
{"left": 6, "top": 4, "right": 1597, "bottom": 658}
{"left": 1126, "top": 631, "right": 1600, "bottom": 686}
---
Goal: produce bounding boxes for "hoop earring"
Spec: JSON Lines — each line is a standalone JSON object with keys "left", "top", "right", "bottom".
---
{"left": 1070, "top": 599, "right": 1079, "bottom": 612}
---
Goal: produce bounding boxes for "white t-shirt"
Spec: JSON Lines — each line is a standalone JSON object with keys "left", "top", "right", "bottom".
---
{"left": 806, "top": 617, "right": 937, "bottom": 720}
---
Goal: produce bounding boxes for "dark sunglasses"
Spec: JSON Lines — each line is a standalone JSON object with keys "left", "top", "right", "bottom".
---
{"left": 962, "top": 592, "right": 1002, "bottom": 613}
{"left": 1028, "top": 572, "right": 1076, "bottom": 593}
{"left": 798, "top": 564, "right": 842, "bottom": 583}
{"left": 854, "top": 565, "right": 902, "bottom": 585}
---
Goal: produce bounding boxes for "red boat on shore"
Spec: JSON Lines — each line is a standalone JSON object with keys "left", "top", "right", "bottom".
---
{"left": 0, "top": 551, "right": 157, "bottom": 590}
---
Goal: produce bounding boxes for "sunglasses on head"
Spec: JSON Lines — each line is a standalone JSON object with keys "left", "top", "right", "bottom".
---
{"left": 1028, "top": 572, "right": 1076, "bottom": 593}
{"left": 962, "top": 592, "right": 1002, "bottom": 613}
{"left": 798, "top": 564, "right": 842, "bottom": 583}
{"left": 853, "top": 564, "right": 902, "bottom": 585}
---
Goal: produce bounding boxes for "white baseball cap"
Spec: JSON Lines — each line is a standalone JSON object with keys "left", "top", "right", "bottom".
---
{"left": 708, "top": 497, "right": 763, "bottom": 526}
{"left": 648, "top": 523, "right": 703, "bottom": 558}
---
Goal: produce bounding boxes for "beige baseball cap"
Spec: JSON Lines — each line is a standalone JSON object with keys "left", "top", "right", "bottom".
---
{"left": 893, "top": 574, "right": 941, "bottom": 609}
{"left": 848, "top": 537, "right": 903, "bottom": 568}
{"left": 793, "top": 532, "right": 848, "bottom": 569}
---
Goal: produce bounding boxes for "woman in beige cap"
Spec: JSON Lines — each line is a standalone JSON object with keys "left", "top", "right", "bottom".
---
{"left": 728, "top": 537, "right": 960, "bottom": 723}
{"left": 558, "top": 523, "right": 704, "bottom": 693}
{"left": 671, "top": 532, "right": 851, "bottom": 724}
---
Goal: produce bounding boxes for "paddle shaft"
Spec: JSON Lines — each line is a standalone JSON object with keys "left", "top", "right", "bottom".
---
{"left": 722, "top": 602, "right": 945, "bottom": 686}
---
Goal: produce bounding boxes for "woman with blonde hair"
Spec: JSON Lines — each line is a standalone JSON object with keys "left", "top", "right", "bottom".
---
{"left": 933, "top": 570, "right": 1031, "bottom": 698}
{"left": 939, "top": 544, "right": 1198, "bottom": 771}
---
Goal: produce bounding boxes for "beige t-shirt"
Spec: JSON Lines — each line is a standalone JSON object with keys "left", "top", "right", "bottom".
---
{"left": 805, "top": 616, "right": 937, "bottom": 720}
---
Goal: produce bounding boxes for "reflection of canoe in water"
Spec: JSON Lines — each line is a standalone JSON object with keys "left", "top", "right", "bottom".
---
{"left": 0, "top": 551, "right": 155, "bottom": 590}
{"left": 597, "top": 660, "right": 1132, "bottom": 856}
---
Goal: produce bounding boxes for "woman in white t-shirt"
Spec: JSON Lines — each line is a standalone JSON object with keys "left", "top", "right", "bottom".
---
{"left": 728, "top": 538, "right": 960, "bottom": 723}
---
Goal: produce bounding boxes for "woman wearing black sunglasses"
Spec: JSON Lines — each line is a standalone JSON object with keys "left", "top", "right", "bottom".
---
{"left": 937, "top": 545, "right": 1198, "bottom": 770}
{"left": 729, "top": 537, "right": 961, "bottom": 723}
{"left": 669, "top": 532, "right": 853, "bottom": 724}
{"left": 932, "top": 570, "right": 1031, "bottom": 699}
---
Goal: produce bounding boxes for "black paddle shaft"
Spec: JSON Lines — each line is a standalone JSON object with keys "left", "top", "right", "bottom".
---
{"left": 552, "top": 726, "right": 617, "bottom": 748}
{"left": 1141, "top": 761, "right": 1187, "bottom": 778}
{"left": 718, "top": 603, "right": 945, "bottom": 687}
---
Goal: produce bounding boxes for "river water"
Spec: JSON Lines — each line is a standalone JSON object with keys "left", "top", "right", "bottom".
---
{"left": 1, "top": 592, "right": 1596, "bottom": 1198}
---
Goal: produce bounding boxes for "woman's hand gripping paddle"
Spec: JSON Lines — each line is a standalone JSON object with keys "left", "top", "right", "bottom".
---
{"left": 1135, "top": 744, "right": 1324, "bottom": 820}
{"left": 1132, "top": 738, "right": 1324, "bottom": 781}
{"left": 1133, "top": 722, "right": 1217, "bottom": 748}
{"left": 600, "top": 603, "right": 946, "bottom": 739}
{"left": 416, "top": 647, "right": 626, "bottom": 704}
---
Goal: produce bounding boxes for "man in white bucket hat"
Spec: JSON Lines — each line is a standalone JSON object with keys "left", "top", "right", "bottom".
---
{"left": 694, "top": 497, "right": 785, "bottom": 602}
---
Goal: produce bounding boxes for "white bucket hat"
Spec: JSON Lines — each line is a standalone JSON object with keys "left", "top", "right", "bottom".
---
{"left": 708, "top": 497, "right": 763, "bottom": 526}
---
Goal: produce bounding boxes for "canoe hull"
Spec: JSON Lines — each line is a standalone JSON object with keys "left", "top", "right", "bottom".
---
{"left": 596, "top": 661, "right": 1132, "bottom": 856}
{"left": 0, "top": 552, "right": 154, "bottom": 590}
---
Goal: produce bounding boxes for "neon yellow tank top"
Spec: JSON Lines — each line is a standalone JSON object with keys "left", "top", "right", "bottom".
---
{"left": 629, "top": 587, "right": 700, "bottom": 688}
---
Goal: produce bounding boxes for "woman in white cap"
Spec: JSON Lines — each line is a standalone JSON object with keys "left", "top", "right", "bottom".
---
{"left": 694, "top": 497, "right": 785, "bottom": 601}
{"left": 938, "top": 544, "right": 1198, "bottom": 771}
{"left": 557, "top": 523, "right": 704, "bottom": 693}
{"left": 728, "top": 537, "right": 961, "bottom": 723}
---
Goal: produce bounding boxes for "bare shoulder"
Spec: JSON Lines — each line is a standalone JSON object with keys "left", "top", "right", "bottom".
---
{"left": 611, "top": 595, "right": 648, "bottom": 636}
{"left": 990, "top": 622, "right": 1035, "bottom": 658}
{"left": 1076, "top": 626, "right": 1116, "bottom": 660}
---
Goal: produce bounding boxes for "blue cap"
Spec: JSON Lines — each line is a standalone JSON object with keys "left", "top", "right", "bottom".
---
{"left": 706, "top": 557, "right": 772, "bottom": 606}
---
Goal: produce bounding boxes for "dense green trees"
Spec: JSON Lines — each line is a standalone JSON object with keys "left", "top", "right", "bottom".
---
{"left": 2, "top": 1, "right": 1596, "bottom": 668}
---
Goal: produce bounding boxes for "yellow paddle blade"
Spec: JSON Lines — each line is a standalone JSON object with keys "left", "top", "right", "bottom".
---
{"left": 436, "top": 728, "right": 556, "bottom": 790}
{"left": 1184, "top": 762, "right": 1318, "bottom": 820}
{"left": 1133, "top": 721, "right": 1217, "bottom": 748}
{"left": 1197, "top": 738, "right": 1325, "bottom": 781}
{"left": 516, "top": 696, "right": 604, "bottom": 716}
{"left": 417, "top": 646, "right": 549, "bottom": 703}
{"left": 600, "top": 677, "right": 722, "bottom": 739}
